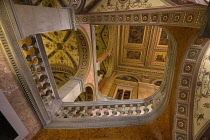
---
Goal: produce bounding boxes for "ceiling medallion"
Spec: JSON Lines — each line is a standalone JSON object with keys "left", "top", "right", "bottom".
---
{"left": 179, "top": 91, "right": 188, "bottom": 101}
{"left": 152, "top": 15, "right": 158, "bottom": 22}
{"left": 177, "top": 119, "right": 186, "bottom": 130}
{"left": 142, "top": 15, "right": 148, "bottom": 21}
{"left": 162, "top": 14, "right": 169, "bottom": 22}
{"left": 184, "top": 64, "right": 192, "bottom": 73}
{"left": 173, "top": 14, "right": 181, "bottom": 22}
{"left": 186, "top": 14, "right": 194, "bottom": 23}
{"left": 194, "top": 38, "right": 205, "bottom": 45}
{"left": 118, "top": 15, "right": 123, "bottom": 21}
{"left": 100, "top": 0, "right": 152, "bottom": 11}
{"left": 187, "top": 50, "right": 197, "bottom": 59}
{"left": 181, "top": 78, "right": 190, "bottom": 87}
{"left": 133, "top": 15, "right": 139, "bottom": 21}
{"left": 178, "top": 105, "right": 187, "bottom": 115}
{"left": 126, "top": 15, "right": 131, "bottom": 21}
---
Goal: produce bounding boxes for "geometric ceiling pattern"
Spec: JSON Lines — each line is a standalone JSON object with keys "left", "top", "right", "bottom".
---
{"left": 98, "top": 25, "right": 169, "bottom": 99}
{"left": 42, "top": 30, "right": 80, "bottom": 89}
{"left": 95, "top": 25, "right": 111, "bottom": 76}
{"left": 115, "top": 25, "right": 168, "bottom": 83}
{"left": 95, "top": 25, "right": 109, "bottom": 58}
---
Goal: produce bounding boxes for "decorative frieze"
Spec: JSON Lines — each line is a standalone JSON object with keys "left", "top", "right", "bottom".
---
{"left": 76, "top": 5, "right": 206, "bottom": 29}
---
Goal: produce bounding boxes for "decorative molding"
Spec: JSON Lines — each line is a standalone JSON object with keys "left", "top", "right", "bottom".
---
{"left": 74, "top": 27, "right": 91, "bottom": 81}
{"left": 75, "top": 5, "right": 206, "bottom": 29}
{"left": 173, "top": 37, "right": 210, "bottom": 140}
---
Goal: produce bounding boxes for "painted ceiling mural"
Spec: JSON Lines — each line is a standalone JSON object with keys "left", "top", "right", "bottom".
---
{"left": 193, "top": 45, "right": 210, "bottom": 139}
{"left": 85, "top": 0, "right": 174, "bottom": 13}
{"left": 95, "top": 25, "right": 109, "bottom": 58}
{"left": 99, "top": 25, "right": 169, "bottom": 99}
{"left": 117, "top": 25, "right": 168, "bottom": 73}
{"left": 42, "top": 30, "right": 80, "bottom": 89}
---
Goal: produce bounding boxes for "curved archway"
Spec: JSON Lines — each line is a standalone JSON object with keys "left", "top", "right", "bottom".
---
{"left": 173, "top": 36, "right": 210, "bottom": 140}
{"left": 75, "top": 85, "right": 94, "bottom": 102}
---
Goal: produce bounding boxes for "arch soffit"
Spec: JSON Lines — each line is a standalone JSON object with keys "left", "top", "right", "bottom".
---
{"left": 74, "top": 25, "right": 92, "bottom": 81}
{"left": 84, "top": 83, "right": 95, "bottom": 97}
{"left": 173, "top": 36, "right": 210, "bottom": 140}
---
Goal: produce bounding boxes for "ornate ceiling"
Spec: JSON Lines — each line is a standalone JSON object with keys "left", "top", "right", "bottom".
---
{"left": 42, "top": 30, "right": 80, "bottom": 89}
{"left": 97, "top": 25, "right": 169, "bottom": 99}
{"left": 114, "top": 25, "right": 168, "bottom": 83}
{"left": 95, "top": 25, "right": 109, "bottom": 58}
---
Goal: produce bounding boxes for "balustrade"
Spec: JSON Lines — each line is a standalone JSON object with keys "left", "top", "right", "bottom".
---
{"left": 55, "top": 100, "right": 154, "bottom": 119}
{"left": 21, "top": 36, "right": 57, "bottom": 107}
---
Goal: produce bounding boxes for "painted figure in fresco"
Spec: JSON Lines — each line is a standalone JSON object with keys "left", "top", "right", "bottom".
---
{"left": 159, "top": 30, "right": 168, "bottom": 45}
{"left": 127, "top": 51, "right": 140, "bottom": 59}
{"left": 155, "top": 54, "right": 165, "bottom": 62}
{"left": 195, "top": 113, "right": 205, "bottom": 125}
{"left": 128, "top": 26, "right": 144, "bottom": 44}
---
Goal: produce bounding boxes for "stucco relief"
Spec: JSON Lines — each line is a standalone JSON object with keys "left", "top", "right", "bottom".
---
{"left": 193, "top": 45, "right": 210, "bottom": 138}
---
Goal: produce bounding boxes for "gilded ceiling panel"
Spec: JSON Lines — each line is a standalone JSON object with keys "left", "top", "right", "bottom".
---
{"left": 117, "top": 25, "right": 168, "bottom": 70}
{"left": 42, "top": 30, "right": 80, "bottom": 89}
{"left": 95, "top": 25, "right": 109, "bottom": 58}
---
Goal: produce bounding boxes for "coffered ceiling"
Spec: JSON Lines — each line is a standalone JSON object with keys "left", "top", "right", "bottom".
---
{"left": 113, "top": 25, "right": 168, "bottom": 83}
{"left": 97, "top": 25, "right": 169, "bottom": 99}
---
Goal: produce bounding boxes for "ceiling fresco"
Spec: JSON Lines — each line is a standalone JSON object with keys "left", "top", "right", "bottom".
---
{"left": 117, "top": 25, "right": 168, "bottom": 74}
{"left": 95, "top": 25, "right": 109, "bottom": 58}
{"left": 98, "top": 25, "right": 169, "bottom": 99}
{"left": 193, "top": 45, "right": 210, "bottom": 139}
{"left": 85, "top": 0, "right": 174, "bottom": 13}
{"left": 100, "top": 55, "right": 112, "bottom": 76}
{"left": 42, "top": 30, "right": 80, "bottom": 89}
